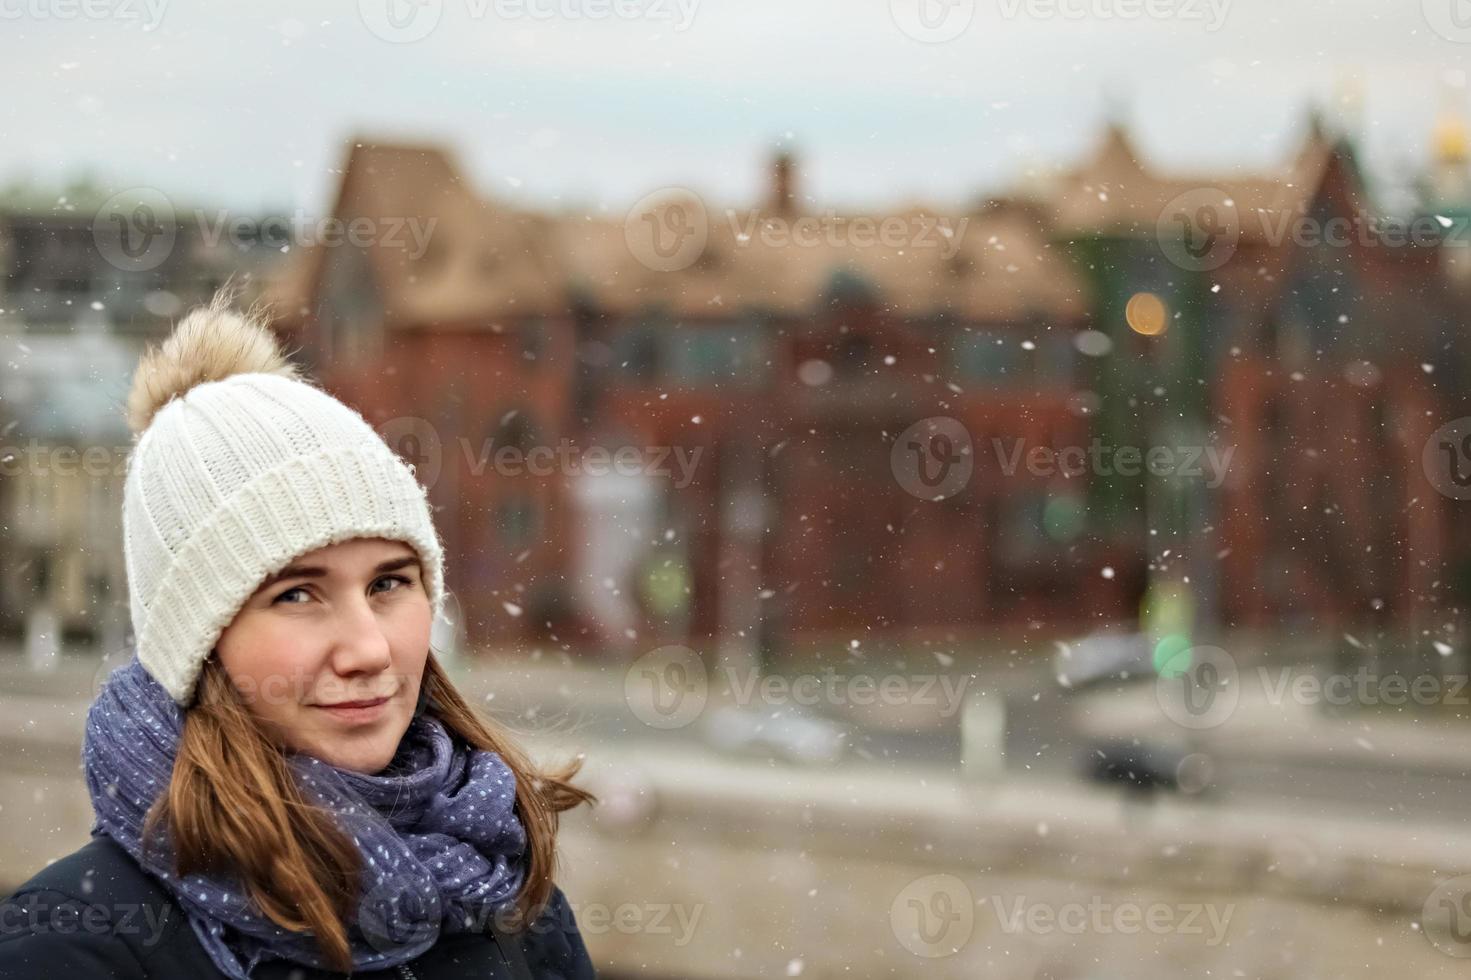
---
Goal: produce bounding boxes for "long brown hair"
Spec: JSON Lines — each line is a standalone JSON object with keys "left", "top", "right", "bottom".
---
{"left": 142, "top": 650, "right": 594, "bottom": 973}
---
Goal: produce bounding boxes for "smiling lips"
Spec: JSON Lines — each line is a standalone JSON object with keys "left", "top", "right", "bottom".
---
{"left": 313, "top": 696, "right": 390, "bottom": 722}
{"left": 318, "top": 697, "right": 389, "bottom": 708}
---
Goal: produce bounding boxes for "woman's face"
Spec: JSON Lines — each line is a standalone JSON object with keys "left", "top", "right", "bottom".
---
{"left": 214, "top": 537, "right": 432, "bottom": 774}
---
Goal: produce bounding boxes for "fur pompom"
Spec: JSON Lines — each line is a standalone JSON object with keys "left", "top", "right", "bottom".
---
{"left": 126, "top": 285, "right": 300, "bottom": 436}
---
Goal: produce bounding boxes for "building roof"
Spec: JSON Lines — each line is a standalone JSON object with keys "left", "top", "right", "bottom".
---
{"left": 264, "top": 140, "right": 567, "bottom": 326}
{"left": 1045, "top": 118, "right": 1344, "bottom": 244}
{"left": 270, "top": 139, "right": 1092, "bottom": 326}
{"left": 268, "top": 116, "right": 1363, "bottom": 329}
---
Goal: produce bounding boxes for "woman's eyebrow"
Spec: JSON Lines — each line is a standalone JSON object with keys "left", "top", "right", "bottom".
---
{"left": 260, "top": 555, "right": 420, "bottom": 590}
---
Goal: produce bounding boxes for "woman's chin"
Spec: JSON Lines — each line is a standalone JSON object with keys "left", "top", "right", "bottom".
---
{"left": 294, "top": 736, "right": 397, "bottom": 775}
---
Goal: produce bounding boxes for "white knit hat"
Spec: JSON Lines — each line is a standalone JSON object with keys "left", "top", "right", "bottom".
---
{"left": 121, "top": 290, "right": 446, "bottom": 706}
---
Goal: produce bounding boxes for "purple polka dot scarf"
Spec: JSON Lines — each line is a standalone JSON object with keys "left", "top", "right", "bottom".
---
{"left": 82, "top": 656, "right": 528, "bottom": 978}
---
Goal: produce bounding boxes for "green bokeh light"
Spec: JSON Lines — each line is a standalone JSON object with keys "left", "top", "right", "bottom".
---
{"left": 641, "top": 557, "right": 690, "bottom": 617}
{"left": 1153, "top": 634, "right": 1194, "bottom": 676}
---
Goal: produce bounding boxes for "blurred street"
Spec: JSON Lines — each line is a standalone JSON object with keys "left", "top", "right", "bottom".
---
{"left": 5, "top": 645, "right": 1471, "bottom": 977}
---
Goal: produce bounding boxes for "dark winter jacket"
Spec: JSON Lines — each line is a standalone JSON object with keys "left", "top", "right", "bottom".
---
{"left": 0, "top": 835, "right": 596, "bottom": 979}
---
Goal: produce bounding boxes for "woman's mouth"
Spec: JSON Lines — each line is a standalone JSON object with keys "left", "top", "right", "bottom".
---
{"left": 313, "top": 696, "right": 390, "bottom": 723}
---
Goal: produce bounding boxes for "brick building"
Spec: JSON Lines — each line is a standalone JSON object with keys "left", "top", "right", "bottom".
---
{"left": 269, "top": 116, "right": 1471, "bottom": 658}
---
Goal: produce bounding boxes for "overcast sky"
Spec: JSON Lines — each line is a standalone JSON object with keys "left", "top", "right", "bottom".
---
{"left": 1, "top": 0, "right": 1466, "bottom": 217}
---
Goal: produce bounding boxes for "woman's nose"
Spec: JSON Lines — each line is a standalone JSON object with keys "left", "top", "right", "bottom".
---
{"left": 329, "top": 597, "right": 395, "bottom": 676}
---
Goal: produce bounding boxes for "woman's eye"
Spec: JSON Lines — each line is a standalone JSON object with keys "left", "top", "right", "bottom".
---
{"left": 372, "top": 574, "right": 413, "bottom": 595}
{"left": 273, "top": 586, "right": 309, "bottom": 605}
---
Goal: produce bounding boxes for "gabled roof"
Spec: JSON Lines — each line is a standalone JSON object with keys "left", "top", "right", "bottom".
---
{"left": 265, "top": 140, "right": 567, "bottom": 326}
{"left": 1047, "top": 117, "right": 1349, "bottom": 244}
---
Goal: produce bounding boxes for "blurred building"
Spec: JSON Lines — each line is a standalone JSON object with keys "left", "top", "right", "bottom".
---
{"left": 0, "top": 199, "right": 290, "bottom": 647}
{"left": 267, "top": 111, "right": 1471, "bottom": 658}
{"left": 266, "top": 139, "right": 1116, "bottom": 657}
{"left": 1042, "top": 112, "right": 1471, "bottom": 637}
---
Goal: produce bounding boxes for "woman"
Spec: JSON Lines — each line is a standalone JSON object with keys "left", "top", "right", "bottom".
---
{"left": 0, "top": 289, "right": 596, "bottom": 978}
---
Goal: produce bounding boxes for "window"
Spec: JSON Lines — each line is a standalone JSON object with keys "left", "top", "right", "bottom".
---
{"left": 494, "top": 496, "right": 539, "bottom": 548}
{"left": 489, "top": 408, "right": 540, "bottom": 457}
{"left": 995, "top": 491, "right": 1051, "bottom": 564}
{"left": 835, "top": 335, "right": 871, "bottom": 380}
{"left": 521, "top": 318, "right": 548, "bottom": 365}
{"left": 317, "top": 245, "right": 385, "bottom": 366}
{"left": 665, "top": 323, "right": 768, "bottom": 386}
{"left": 612, "top": 322, "right": 661, "bottom": 382}
{"left": 953, "top": 329, "right": 1026, "bottom": 383}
